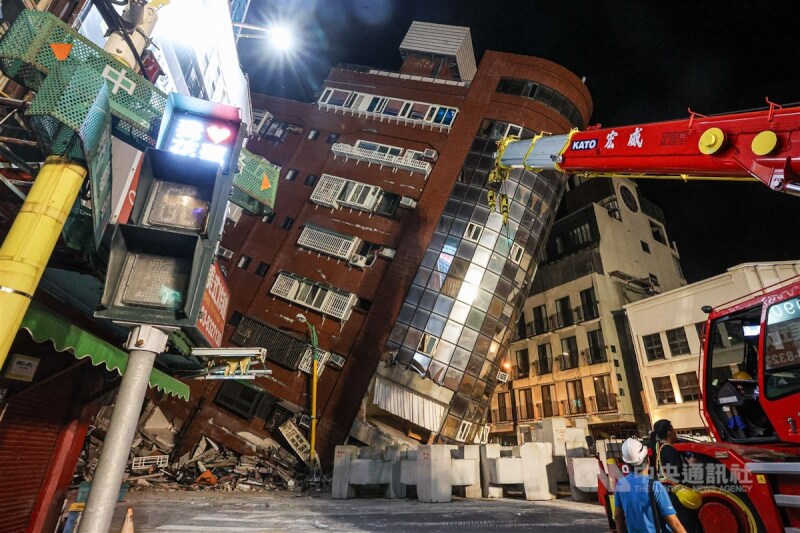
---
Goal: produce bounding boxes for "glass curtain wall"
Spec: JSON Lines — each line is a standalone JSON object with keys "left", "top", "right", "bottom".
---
{"left": 383, "top": 118, "right": 567, "bottom": 442}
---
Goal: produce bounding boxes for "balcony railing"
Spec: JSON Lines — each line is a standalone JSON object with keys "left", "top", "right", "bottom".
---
{"left": 522, "top": 318, "right": 549, "bottom": 338}
{"left": 589, "top": 394, "right": 618, "bottom": 414}
{"left": 551, "top": 309, "right": 575, "bottom": 329}
{"left": 583, "top": 345, "right": 609, "bottom": 365}
{"left": 535, "top": 358, "right": 553, "bottom": 375}
{"left": 557, "top": 353, "right": 580, "bottom": 371}
{"left": 490, "top": 407, "right": 513, "bottom": 424}
{"left": 537, "top": 401, "right": 560, "bottom": 418}
{"left": 561, "top": 397, "right": 588, "bottom": 417}
{"left": 514, "top": 365, "right": 530, "bottom": 379}
{"left": 581, "top": 301, "right": 600, "bottom": 321}
{"left": 331, "top": 143, "right": 432, "bottom": 177}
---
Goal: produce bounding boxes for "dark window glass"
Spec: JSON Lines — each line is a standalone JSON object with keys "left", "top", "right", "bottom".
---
{"left": 643, "top": 333, "right": 665, "bottom": 361}
{"left": 652, "top": 376, "right": 676, "bottom": 404}
{"left": 677, "top": 372, "right": 701, "bottom": 401}
{"left": 280, "top": 216, "right": 294, "bottom": 230}
{"left": 666, "top": 327, "right": 691, "bottom": 356}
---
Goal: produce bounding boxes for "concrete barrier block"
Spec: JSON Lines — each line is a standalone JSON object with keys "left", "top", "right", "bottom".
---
{"left": 451, "top": 458, "right": 478, "bottom": 486}
{"left": 385, "top": 446, "right": 408, "bottom": 499}
{"left": 416, "top": 445, "right": 452, "bottom": 503}
{"left": 455, "top": 445, "right": 481, "bottom": 498}
{"left": 488, "top": 457, "right": 524, "bottom": 484}
{"left": 520, "top": 442, "right": 556, "bottom": 501}
{"left": 332, "top": 445, "right": 360, "bottom": 499}
{"left": 479, "top": 444, "right": 501, "bottom": 497}
{"left": 568, "top": 457, "right": 599, "bottom": 501}
{"left": 400, "top": 458, "right": 417, "bottom": 486}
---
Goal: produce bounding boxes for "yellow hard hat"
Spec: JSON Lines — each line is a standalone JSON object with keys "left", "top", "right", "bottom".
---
{"left": 732, "top": 371, "right": 753, "bottom": 380}
{"left": 673, "top": 484, "right": 702, "bottom": 510}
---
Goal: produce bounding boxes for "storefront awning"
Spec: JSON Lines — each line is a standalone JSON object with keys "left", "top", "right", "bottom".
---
{"left": 20, "top": 304, "right": 190, "bottom": 400}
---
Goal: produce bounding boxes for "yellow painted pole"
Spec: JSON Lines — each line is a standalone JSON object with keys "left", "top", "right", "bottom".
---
{"left": 0, "top": 156, "right": 87, "bottom": 365}
{"left": 310, "top": 324, "right": 319, "bottom": 469}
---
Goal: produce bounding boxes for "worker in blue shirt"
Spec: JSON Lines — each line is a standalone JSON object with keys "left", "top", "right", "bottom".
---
{"left": 615, "top": 438, "right": 687, "bottom": 533}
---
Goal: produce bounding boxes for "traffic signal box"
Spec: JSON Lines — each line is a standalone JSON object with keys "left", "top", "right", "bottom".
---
{"left": 96, "top": 94, "right": 244, "bottom": 345}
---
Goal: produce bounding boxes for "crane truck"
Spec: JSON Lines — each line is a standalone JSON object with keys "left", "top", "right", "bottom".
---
{"left": 491, "top": 102, "right": 800, "bottom": 532}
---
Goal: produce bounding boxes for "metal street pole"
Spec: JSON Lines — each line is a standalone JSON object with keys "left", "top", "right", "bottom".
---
{"left": 78, "top": 325, "right": 169, "bottom": 533}
{"left": 296, "top": 314, "right": 319, "bottom": 470}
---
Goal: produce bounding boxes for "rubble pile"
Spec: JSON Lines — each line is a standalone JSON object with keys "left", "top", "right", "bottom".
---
{"left": 80, "top": 401, "right": 306, "bottom": 493}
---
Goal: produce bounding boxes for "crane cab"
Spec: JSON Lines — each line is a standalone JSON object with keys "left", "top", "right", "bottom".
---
{"left": 701, "top": 280, "right": 800, "bottom": 445}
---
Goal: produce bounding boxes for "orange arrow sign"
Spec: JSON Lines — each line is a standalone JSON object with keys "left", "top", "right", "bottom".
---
{"left": 260, "top": 172, "right": 271, "bottom": 191}
{"left": 50, "top": 43, "right": 73, "bottom": 61}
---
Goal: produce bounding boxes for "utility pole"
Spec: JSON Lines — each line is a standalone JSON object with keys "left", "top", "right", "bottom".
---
{"left": 296, "top": 313, "right": 320, "bottom": 471}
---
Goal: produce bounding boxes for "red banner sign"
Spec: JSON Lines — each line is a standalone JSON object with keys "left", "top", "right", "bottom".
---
{"left": 195, "top": 263, "right": 230, "bottom": 347}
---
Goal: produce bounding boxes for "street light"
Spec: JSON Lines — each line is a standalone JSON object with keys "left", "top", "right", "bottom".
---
{"left": 296, "top": 313, "right": 319, "bottom": 471}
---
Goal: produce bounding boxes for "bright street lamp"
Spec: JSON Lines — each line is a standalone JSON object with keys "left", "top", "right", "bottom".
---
{"left": 296, "top": 313, "right": 319, "bottom": 471}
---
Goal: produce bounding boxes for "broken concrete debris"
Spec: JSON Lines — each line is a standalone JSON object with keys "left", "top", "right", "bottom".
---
{"left": 80, "top": 401, "right": 307, "bottom": 493}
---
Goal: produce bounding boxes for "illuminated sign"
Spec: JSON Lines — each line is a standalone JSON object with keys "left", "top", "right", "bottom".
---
{"left": 157, "top": 93, "right": 244, "bottom": 176}
{"left": 767, "top": 297, "right": 800, "bottom": 326}
{"left": 165, "top": 117, "right": 233, "bottom": 165}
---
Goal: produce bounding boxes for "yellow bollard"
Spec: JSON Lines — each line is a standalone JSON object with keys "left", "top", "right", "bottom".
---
{"left": 0, "top": 156, "right": 86, "bottom": 366}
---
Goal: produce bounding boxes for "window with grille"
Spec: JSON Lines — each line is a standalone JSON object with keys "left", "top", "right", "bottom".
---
{"left": 270, "top": 272, "right": 358, "bottom": 321}
{"left": 569, "top": 223, "right": 592, "bottom": 247}
{"left": 310, "top": 174, "right": 383, "bottom": 212}
{"left": 677, "top": 372, "right": 701, "bottom": 401}
{"left": 652, "top": 376, "right": 676, "bottom": 404}
{"left": 666, "top": 327, "right": 691, "bottom": 356}
{"left": 643, "top": 333, "right": 666, "bottom": 361}
{"left": 297, "top": 345, "right": 332, "bottom": 377}
{"left": 297, "top": 224, "right": 361, "bottom": 260}
{"left": 455, "top": 420, "right": 473, "bottom": 442}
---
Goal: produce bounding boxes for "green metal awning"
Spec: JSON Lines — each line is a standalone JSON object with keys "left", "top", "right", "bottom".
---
{"left": 19, "top": 304, "right": 190, "bottom": 400}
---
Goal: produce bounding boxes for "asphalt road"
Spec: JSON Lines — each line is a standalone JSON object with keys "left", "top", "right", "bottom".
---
{"left": 108, "top": 489, "right": 609, "bottom": 532}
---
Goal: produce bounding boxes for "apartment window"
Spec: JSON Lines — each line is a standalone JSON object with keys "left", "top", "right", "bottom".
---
{"left": 285, "top": 169, "right": 298, "bottom": 181}
{"left": 255, "top": 262, "right": 269, "bottom": 277}
{"left": 354, "top": 140, "right": 403, "bottom": 157}
{"left": 569, "top": 223, "right": 592, "bottom": 247}
{"left": 326, "top": 132, "right": 339, "bottom": 144}
{"left": 555, "top": 296, "right": 573, "bottom": 328}
{"left": 497, "top": 392, "right": 511, "bottom": 422}
{"left": 643, "top": 333, "right": 666, "bottom": 361}
{"left": 580, "top": 287, "right": 598, "bottom": 320}
{"left": 270, "top": 272, "right": 358, "bottom": 321}
{"left": 537, "top": 343, "right": 553, "bottom": 374}
{"left": 515, "top": 348, "right": 530, "bottom": 378}
{"left": 541, "top": 384, "right": 556, "bottom": 417}
{"left": 532, "top": 304, "right": 548, "bottom": 334}
{"left": 650, "top": 220, "right": 667, "bottom": 244}
{"left": 237, "top": 255, "right": 251, "bottom": 269}
{"left": 280, "top": 216, "right": 295, "bottom": 230}
{"left": 641, "top": 241, "right": 651, "bottom": 253}
{"left": 297, "top": 224, "right": 361, "bottom": 260}
{"left": 304, "top": 174, "right": 318, "bottom": 186}
{"left": 652, "top": 376, "right": 676, "bottom": 405}
{"left": 586, "top": 328, "right": 607, "bottom": 364}
{"left": 261, "top": 213, "right": 275, "bottom": 224}
{"left": 593, "top": 375, "right": 615, "bottom": 412}
{"left": 518, "top": 388, "right": 534, "bottom": 420}
{"left": 565, "top": 379, "right": 586, "bottom": 415}
{"left": 560, "top": 336, "right": 579, "bottom": 369}
{"left": 666, "top": 327, "right": 691, "bottom": 356}
{"left": 677, "top": 372, "right": 701, "bottom": 401}
{"left": 464, "top": 222, "right": 483, "bottom": 242}
{"left": 417, "top": 333, "right": 438, "bottom": 355}
{"left": 308, "top": 129, "right": 319, "bottom": 140}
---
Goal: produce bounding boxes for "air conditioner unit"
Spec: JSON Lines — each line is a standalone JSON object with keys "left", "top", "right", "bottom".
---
{"left": 348, "top": 254, "right": 368, "bottom": 268}
{"left": 216, "top": 246, "right": 234, "bottom": 260}
{"left": 497, "top": 371, "right": 509, "bottom": 383}
{"left": 329, "top": 354, "right": 346, "bottom": 368}
{"left": 399, "top": 196, "right": 418, "bottom": 209}
{"left": 378, "top": 247, "right": 396, "bottom": 259}
{"left": 423, "top": 148, "right": 438, "bottom": 161}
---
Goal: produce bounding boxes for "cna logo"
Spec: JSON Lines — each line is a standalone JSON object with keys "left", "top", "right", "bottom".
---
{"left": 571, "top": 139, "right": 598, "bottom": 150}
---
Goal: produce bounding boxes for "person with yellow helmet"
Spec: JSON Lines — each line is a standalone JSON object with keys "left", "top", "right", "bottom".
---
{"left": 615, "top": 438, "right": 687, "bottom": 533}
{"left": 650, "top": 420, "right": 703, "bottom": 532}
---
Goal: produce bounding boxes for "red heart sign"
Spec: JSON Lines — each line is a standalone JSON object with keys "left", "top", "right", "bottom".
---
{"left": 207, "top": 125, "right": 232, "bottom": 145}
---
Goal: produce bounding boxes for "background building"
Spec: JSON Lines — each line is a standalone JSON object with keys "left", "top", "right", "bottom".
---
{"left": 625, "top": 261, "right": 800, "bottom": 436}
{"left": 493, "top": 178, "right": 686, "bottom": 442}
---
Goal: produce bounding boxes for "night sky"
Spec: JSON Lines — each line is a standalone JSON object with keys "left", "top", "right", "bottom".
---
{"left": 239, "top": 1, "right": 800, "bottom": 283}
